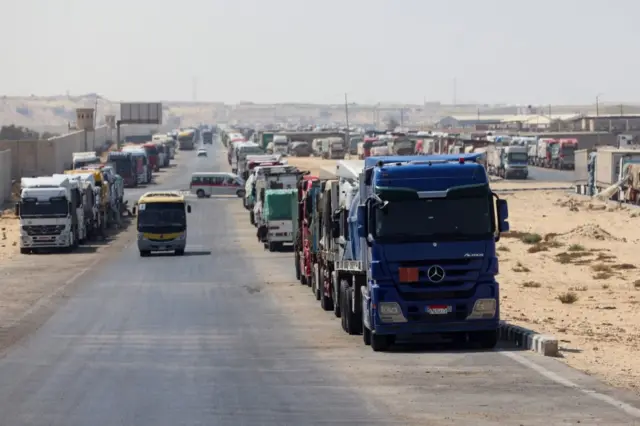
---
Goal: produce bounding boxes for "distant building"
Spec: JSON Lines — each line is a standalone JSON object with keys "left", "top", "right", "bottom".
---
{"left": 563, "top": 114, "right": 640, "bottom": 133}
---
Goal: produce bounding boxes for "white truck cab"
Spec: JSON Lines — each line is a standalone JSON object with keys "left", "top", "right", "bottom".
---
{"left": 18, "top": 176, "right": 80, "bottom": 253}
{"left": 72, "top": 152, "right": 100, "bottom": 169}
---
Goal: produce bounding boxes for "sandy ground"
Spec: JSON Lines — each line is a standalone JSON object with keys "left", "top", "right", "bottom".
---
{"left": 0, "top": 208, "right": 19, "bottom": 262}
{"left": 285, "top": 156, "right": 640, "bottom": 395}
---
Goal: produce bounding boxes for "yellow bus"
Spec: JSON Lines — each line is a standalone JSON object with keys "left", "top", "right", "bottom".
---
{"left": 132, "top": 191, "right": 191, "bottom": 257}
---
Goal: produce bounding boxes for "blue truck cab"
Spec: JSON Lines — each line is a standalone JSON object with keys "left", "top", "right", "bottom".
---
{"left": 337, "top": 154, "right": 510, "bottom": 351}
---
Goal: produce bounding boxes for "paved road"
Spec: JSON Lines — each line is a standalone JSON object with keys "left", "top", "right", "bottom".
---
{"left": 0, "top": 140, "right": 637, "bottom": 425}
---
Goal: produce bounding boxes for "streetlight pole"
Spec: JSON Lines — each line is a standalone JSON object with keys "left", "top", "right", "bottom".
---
{"left": 596, "top": 93, "right": 603, "bottom": 117}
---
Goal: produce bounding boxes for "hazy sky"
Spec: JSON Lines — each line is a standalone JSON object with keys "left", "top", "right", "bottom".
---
{"left": 1, "top": 0, "right": 638, "bottom": 104}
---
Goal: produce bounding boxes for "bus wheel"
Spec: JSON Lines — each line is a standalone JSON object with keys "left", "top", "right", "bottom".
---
{"left": 196, "top": 189, "right": 205, "bottom": 198}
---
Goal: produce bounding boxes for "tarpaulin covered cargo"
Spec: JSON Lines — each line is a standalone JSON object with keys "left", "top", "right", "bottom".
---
{"left": 263, "top": 188, "right": 297, "bottom": 221}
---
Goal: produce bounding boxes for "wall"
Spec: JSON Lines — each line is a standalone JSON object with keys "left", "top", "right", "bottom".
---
{"left": 0, "top": 149, "right": 11, "bottom": 202}
{"left": 0, "top": 125, "right": 113, "bottom": 180}
{"left": 0, "top": 124, "right": 164, "bottom": 182}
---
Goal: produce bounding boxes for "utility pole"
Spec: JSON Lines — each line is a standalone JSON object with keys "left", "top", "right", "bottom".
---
{"left": 596, "top": 93, "right": 602, "bottom": 117}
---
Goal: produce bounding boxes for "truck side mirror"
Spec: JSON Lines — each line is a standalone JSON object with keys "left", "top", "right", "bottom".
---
{"left": 14, "top": 203, "right": 19, "bottom": 216}
{"left": 496, "top": 198, "right": 509, "bottom": 239}
{"left": 356, "top": 205, "right": 367, "bottom": 238}
{"left": 132, "top": 206, "right": 137, "bottom": 215}
{"left": 187, "top": 205, "right": 192, "bottom": 213}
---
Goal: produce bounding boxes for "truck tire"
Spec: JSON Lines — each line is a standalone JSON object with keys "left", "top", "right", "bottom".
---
{"left": 19, "top": 248, "right": 30, "bottom": 255}
{"left": 300, "top": 258, "right": 308, "bottom": 286}
{"left": 250, "top": 210, "right": 255, "bottom": 225}
{"left": 320, "top": 275, "right": 334, "bottom": 311}
{"left": 340, "top": 280, "right": 361, "bottom": 335}
{"left": 139, "top": 250, "right": 151, "bottom": 257}
{"left": 371, "top": 334, "right": 392, "bottom": 352}
{"left": 471, "top": 330, "right": 498, "bottom": 349}
{"left": 332, "top": 272, "right": 341, "bottom": 318}
{"left": 312, "top": 264, "right": 321, "bottom": 301}
{"left": 294, "top": 251, "right": 301, "bottom": 281}
{"left": 175, "top": 249, "right": 185, "bottom": 256}
{"left": 362, "top": 326, "right": 371, "bottom": 346}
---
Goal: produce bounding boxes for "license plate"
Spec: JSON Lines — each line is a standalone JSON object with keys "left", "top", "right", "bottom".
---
{"left": 398, "top": 267, "right": 419, "bottom": 283}
{"left": 426, "top": 305, "right": 452, "bottom": 315}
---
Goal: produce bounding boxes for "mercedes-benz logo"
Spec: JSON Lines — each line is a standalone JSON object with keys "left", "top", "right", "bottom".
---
{"left": 427, "top": 265, "right": 445, "bottom": 283}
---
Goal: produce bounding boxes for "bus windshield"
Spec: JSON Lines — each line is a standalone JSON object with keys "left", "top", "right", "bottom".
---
{"left": 137, "top": 202, "right": 186, "bottom": 233}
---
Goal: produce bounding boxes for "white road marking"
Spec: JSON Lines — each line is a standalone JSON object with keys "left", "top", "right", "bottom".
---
{"left": 501, "top": 351, "right": 640, "bottom": 418}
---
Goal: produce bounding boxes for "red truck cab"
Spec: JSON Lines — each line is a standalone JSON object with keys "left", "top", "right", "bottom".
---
{"left": 143, "top": 143, "right": 160, "bottom": 172}
{"left": 362, "top": 137, "right": 377, "bottom": 159}
{"left": 295, "top": 176, "right": 319, "bottom": 285}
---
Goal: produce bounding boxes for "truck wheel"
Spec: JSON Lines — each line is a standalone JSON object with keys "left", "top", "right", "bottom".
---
{"left": 320, "top": 275, "right": 334, "bottom": 311}
{"left": 371, "top": 334, "right": 392, "bottom": 352}
{"left": 332, "top": 272, "right": 341, "bottom": 318}
{"left": 196, "top": 189, "right": 205, "bottom": 198}
{"left": 175, "top": 249, "right": 185, "bottom": 256}
{"left": 340, "top": 282, "right": 348, "bottom": 332}
{"left": 347, "top": 286, "right": 362, "bottom": 334}
{"left": 300, "top": 259, "right": 308, "bottom": 285}
{"left": 471, "top": 330, "right": 498, "bottom": 349}
{"left": 294, "top": 251, "right": 301, "bottom": 281}
{"left": 341, "top": 280, "right": 361, "bottom": 335}
{"left": 139, "top": 250, "right": 151, "bottom": 257}
{"left": 312, "top": 264, "right": 321, "bottom": 301}
{"left": 19, "top": 248, "right": 30, "bottom": 255}
{"left": 249, "top": 211, "right": 255, "bottom": 225}
{"left": 362, "top": 326, "right": 371, "bottom": 346}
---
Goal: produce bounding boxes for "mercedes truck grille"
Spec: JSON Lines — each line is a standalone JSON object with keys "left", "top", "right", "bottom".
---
{"left": 23, "top": 225, "right": 65, "bottom": 236}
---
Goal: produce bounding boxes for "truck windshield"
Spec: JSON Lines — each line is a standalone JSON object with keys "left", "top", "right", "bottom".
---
{"left": 137, "top": 202, "right": 186, "bottom": 233}
{"left": 112, "top": 160, "right": 132, "bottom": 177}
{"left": 74, "top": 158, "right": 99, "bottom": 169}
{"left": 374, "top": 196, "right": 492, "bottom": 242}
{"left": 508, "top": 152, "right": 528, "bottom": 162}
{"left": 20, "top": 198, "right": 69, "bottom": 218}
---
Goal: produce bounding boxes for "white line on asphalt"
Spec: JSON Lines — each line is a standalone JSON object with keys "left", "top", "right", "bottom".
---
{"left": 501, "top": 351, "right": 640, "bottom": 418}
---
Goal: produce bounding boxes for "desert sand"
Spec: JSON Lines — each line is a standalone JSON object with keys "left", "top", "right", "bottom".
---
{"left": 286, "top": 156, "right": 640, "bottom": 394}
{"left": 0, "top": 208, "right": 19, "bottom": 262}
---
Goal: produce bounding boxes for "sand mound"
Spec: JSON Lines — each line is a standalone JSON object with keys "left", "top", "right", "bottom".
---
{"left": 555, "top": 197, "right": 584, "bottom": 211}
{"left": 556, "top": 224, "right": 622, "bottom": 242}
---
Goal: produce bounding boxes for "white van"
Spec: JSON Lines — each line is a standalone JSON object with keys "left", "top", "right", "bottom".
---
{"left": 190, "top": 172, "right": 245, "bottom": 198}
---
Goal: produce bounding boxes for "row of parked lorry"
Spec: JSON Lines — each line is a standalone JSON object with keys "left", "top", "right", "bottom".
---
{"left": 233, "top": 152, "right": 511, "bottom": 351}
{"left": 15, "top": 137, "right": 178, "bottom": 254}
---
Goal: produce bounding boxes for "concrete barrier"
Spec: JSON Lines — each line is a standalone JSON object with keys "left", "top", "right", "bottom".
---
{"left": 0, "top": 149, "right": 11, "bottom": 202}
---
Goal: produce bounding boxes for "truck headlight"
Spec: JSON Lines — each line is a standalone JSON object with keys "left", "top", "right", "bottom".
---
{"left": 378, "top": 302, "right": 407, "bottom": 323}
{"left": 137, "top": 232, "right": 144, "bottom": 240}
{"left": 466, "top": 298, "right": 497, "bottom": 319}
{"left": 176, "top": 233, "right": 186, "bottom": 240}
